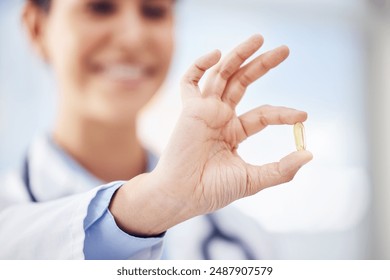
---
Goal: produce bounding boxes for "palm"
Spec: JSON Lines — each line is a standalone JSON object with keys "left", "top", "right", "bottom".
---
{"left": 156, "top": 35, "right": 313, "bottom": 216}
{"left": 182, "top": 97, "right": 247, "bottom": 210}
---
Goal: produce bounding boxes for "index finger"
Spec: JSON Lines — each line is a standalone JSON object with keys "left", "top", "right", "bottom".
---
{"left": 237, "top": 105, "right": 308, "bottom": 143}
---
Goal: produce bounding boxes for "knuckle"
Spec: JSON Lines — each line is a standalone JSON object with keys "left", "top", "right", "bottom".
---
{"left": 259, "top": 56, "right": 273, "bottom": 70}
{"left": 282, "top": 171, "right": 295, "bottom": 183}
{"left": 194, "top": 62, "right": 206, "bottom": 73}
{"left": 234, "top": 49, "right": 247, "bottom": 62}
{"left": 219, "top": 67, "right": 233, "bottom": 81}
{"left": 238, "top": 73, "right": 252, "bottom": 88}
{"left": 259, "top": 115, "right": 268, "bottom": 127}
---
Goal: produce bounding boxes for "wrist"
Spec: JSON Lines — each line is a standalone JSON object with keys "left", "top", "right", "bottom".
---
{"left": 108, "top": 172, "right": 191, "bottom": 237}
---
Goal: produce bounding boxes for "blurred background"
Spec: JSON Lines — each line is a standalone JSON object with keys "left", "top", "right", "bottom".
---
{"left": 0, "top": 0, "right": 389, "bottom": 259}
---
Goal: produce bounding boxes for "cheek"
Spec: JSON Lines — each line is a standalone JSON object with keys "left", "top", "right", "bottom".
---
{"left": 155, "top": 31, "right": 174, "bottom": 75}
{"left": 46, "top": 19, "right": 105, "bottom": 91}
{"left": 70, "top": 37, "right": 101, "bottom": 85}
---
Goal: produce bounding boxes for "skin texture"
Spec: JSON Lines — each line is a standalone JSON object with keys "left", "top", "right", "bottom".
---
{"left": 23, "top": 0, "right": 312, "bottom": 237}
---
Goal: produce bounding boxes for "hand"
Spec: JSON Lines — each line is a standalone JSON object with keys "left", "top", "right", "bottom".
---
{"left": 111, "top": 35, "right": 313, "bottom": 236}
{"left": 155, "top": 34, "right": 312, "bottom": 214}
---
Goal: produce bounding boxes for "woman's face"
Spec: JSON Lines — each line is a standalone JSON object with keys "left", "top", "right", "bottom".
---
{"left": 34, "top": 0, "right": 175, "bottom": 123}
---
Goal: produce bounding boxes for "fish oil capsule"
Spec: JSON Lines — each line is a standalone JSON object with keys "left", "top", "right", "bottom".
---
{"left": 293, "top": 122, "right": 306, "bottom": 151}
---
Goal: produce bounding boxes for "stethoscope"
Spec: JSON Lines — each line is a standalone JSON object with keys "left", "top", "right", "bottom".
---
{"left": 201, "top": 214, "right": 256, "bottom": 260}
{"left": 22, "top": 155, "right": 38, "bottom": 202}
{"left": 22, "top": 154, "right": 257, "bottom": 259}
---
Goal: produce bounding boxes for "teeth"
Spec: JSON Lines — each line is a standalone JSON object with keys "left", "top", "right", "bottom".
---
{"left": 105, "top": 65, "right": 144, "bottom": 80}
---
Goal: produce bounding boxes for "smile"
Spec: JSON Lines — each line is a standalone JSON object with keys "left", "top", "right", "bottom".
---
{"left": 103, "top": 64, "right": 149, "bottom": 81}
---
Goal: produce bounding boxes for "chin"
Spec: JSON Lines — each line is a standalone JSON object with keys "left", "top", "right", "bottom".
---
{"left": 89, "top": 109, "right": 137, "bottom": 127}
{"left": 82, "top": 79, "right": 162, "bottom": 122}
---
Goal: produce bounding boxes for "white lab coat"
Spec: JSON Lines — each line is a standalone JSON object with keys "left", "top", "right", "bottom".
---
{"left": 0, "top": 135, "right": 276, "bottom": 259}
{"left": 0, "top": 171, "right": 102, "bottom": 259}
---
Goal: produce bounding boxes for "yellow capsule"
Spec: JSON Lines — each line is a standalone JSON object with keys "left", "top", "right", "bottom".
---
{"left": 293, "top": 122, "right": 306, "bottom": 151}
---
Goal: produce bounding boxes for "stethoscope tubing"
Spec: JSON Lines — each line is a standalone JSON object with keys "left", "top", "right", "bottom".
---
{"left": 201, "top": 214, "right": 256, "bottom": 260}
{"left": 22, "top": 155, "right": 38, "bottom": 202}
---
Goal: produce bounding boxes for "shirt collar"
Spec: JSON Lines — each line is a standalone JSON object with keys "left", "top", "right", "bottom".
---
{"left": 28, "top": 134, "right": 158, "bottom": 202}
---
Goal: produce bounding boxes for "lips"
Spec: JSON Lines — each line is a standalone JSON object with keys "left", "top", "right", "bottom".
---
{"left": 95, "top": 63, "right": 155, "bottom": 86}
{"left": 105, "top": 64, "right": 144, "bottom": 80}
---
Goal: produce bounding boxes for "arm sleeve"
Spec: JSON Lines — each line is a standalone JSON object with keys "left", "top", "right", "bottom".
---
{"left": 83, "top": 184, "right": 164, "bottom": 260}
{"left": 0, "top": 181, "right": 163, "bottom": 260}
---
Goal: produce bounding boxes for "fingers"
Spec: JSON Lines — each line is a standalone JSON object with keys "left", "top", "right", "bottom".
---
{"left": 202, "top": 34, "right": 264, "bottom": 98}
{"left": 237, "top": 105, "right": 308, "bottom": 143}
{"left": 222, "top": 45, "right": 290, "bottom": 108}
{"left": 181, "top": 49, "right": 222, "bottom": 99}
{"left": 245, "top": 150, "right": 313, "bottom": 196}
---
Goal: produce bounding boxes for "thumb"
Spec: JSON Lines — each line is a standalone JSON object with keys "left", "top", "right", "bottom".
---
{"left": 245, "top": 150, "right": 313, "bottom": 196}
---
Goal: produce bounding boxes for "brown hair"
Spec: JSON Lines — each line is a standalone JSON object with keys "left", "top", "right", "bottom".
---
{"left": 28, "top": 0, "right": 50, "bottom": 11}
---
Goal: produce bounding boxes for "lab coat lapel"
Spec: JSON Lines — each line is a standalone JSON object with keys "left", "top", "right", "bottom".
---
{"left": 28, "top": 135, "right": 103, "bottom": 202}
